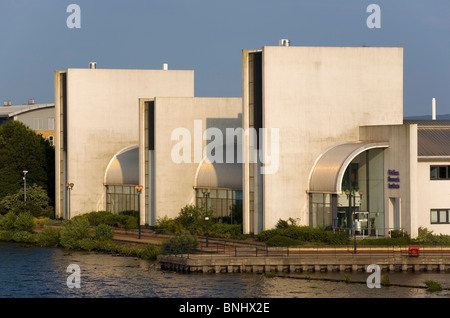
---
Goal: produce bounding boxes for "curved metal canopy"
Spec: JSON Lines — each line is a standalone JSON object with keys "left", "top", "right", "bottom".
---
{"left": 195, "top": 159, "right": 242, "bottom": 190}
{"left": 104, "top": 145, "right": 139, "bottom": 185}
{"left": 309, "top": 141, "right": 389, "bottom": 194}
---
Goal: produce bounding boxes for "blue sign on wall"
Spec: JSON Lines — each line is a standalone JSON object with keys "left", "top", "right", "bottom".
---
{"left": 387, "top": 169, "right": 400, "bottom": 189}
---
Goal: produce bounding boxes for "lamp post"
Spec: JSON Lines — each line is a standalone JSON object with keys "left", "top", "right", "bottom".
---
{"left": 66, "top": 183, "right": 74, "bottom": 219}
{"left": 202, "top": 188, "right": 211, "bottom": 247}
{"left": 205, "top": 216, "right": 209, "bottom": 248}
{"left": 135, "top": 186, "right": 143, "bottom": 239}
{"left": 23, "top": 171, "right": 28, "bottom": 202}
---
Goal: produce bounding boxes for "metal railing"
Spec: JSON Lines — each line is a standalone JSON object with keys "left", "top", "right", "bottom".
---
{"left": 188, "top": 241, "right": 450, "bottom": 258}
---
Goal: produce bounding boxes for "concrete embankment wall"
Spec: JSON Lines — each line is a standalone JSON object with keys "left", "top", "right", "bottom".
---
{"left": 158, "top": 248, "right": 450, "bottom": 274}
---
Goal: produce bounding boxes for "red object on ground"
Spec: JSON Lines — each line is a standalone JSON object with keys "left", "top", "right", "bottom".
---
{"left": 408, "top": 246, "right": 420, "bottom": 257}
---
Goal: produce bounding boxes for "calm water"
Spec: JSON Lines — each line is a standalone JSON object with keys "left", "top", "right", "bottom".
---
{"left": 1, "top": 242, "right": 449, "bottom": 299}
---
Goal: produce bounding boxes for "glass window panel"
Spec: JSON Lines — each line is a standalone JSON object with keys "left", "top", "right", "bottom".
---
{"left": 439, "top": 210, "right": 447, "bottom": 223}
{"left": 210, "top": 189, "right": 217, "bottom": 199}
{"left": 218, "top": 190, "right": 227, "bottom": 199}
{"left": 439, "top": 166, "right": 447, "bottom": 179}
{"left": 431, "top": 210, "right": 438, "bottom": 223}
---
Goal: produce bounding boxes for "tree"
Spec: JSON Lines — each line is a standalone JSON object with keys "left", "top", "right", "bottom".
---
{"left": 0, "top": 184, "right": 52, "bottom": 217}
{"left": 0, "top": 121, "right": 54, "bottom": 206}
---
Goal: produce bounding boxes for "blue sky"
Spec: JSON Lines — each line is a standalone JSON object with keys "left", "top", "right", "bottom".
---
{"left": 1, "top": 0, "right": 449, "bottom": 117}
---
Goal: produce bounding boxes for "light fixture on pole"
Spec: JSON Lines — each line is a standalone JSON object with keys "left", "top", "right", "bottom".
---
{"left": 23, "top": 171, "right": 28, "bottom": 202}
{"left": 66, "top": 183, "right": 74, "bottom": 219}
{"left": 202, "top": 188, "right": 211, "bottom": 247}
{"left": 135, "top": 186, "right": 143, "bottom": 239}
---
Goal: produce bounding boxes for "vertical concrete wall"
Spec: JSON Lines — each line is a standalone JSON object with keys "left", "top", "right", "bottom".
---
{"left": 359, "top": 124, "right": 418, "bottom": 237}
{"left": 417, "top": 160, "right": 450, "bottom": 235}
{"left": 55, "top": 68, "right": 194, "bottom": 218}
{"left": 140, "top": 97, "right": 242, "bottom": 225}
{"left": 243, "top": 46, "right": 404, "bottom": 233}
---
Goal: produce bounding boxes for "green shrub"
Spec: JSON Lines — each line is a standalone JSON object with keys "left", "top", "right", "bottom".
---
{"left": 266, "top": 234, "right": 302, "bottom": 247}
{"left": 0, "top": 212, "right": 35, "bottom": 232}
{"left": 14, "top": 212, "right": 36, "bottom": 232}
{"left": 381, "top": 274, "right": 390, "bottom": 286}
{"left": 94, "top": 224, "right": 114, "bottom": 241}
{"left": 424, "top": 280, "right": 442, "bottom": 292}
{"left": 413, "top": 227, "right": 450, "bottom": 245}
{"left": 36, "top": 226, "right": 61, "bottom": 247}
{"left": 0, "top": 230, "right": 14, "bottom": 241}
{"left": 209, "top": 223, "right": 244, "bottom": 239}
{"left": 359, "top": 237, "right": 411, "bottom": 246}
{"left": 0, "top": 212, "right": 17, "bottom": 231}
{"left": 12, "top": 231, "right": 36, "bottom": 243}
{"left": 77, "top": 238, "right": 98, "bottom": 251}
{"left": 255, "top": 229, "right": 279, "bottom": 242}
{"left": 75, "top": 211, "right": 138, "bottom": 229}
{"left": 155, "top": 216, "right": 185, "bottom": 234}
{"left": 138, "top": 244, "right": 161, "bottom": 260}
{"left": 256, "top": 226, "right": 349, "bottom": 245}
{"left": 162, "top": 232, "right": 198, "bottom": 254}
{"left": 60, "top": 217, "right": 91, "bottom": 249}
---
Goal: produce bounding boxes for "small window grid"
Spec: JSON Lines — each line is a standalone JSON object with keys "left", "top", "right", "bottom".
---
{"left": 430, "top": 209, "right": 450, "bottom": 224}
{"left": 430, "top": 166, "right": 450, "bottom": 180}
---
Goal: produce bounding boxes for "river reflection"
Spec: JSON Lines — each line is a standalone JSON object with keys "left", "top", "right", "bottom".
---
{"left": 1, "top": 242, "right": 449, "bottom": 298}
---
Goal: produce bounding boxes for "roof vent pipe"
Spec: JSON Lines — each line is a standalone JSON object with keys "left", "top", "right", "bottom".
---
{"left": 28, "top": 99, "right": 35, "bottom": 105}
{"left": 89, "top": 62, "right": 97, "bottom": 69}
{"left": 3, "top": 100, "right": 11, "bottom": 107}
{"left": 432, "top": 98, "right": 436, "bottom": 120}
{"left": 279, "top": 39, "right": 290, "bottom": 46}
{"left": 163, "top": 63, "right": 168, "bottom": 70}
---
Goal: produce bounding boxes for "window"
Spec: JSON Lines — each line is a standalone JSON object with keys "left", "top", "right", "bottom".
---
{"left": 49, "top": 136, "right": 54, "bottom": 147}
{"left": 430, "top": 209, "right": 449, "bottom": 224}
{"left": 48, "top": 118, "right": 55, "bottom": 130}
{"left": 430, "top": 166, "right": 450, "bottom": 180}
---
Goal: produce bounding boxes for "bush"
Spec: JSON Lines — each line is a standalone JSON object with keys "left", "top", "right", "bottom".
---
{"left": 209, "top": 223, "right": 246, "bottom": 240}
{"left": 162, "top": 232, "right": 198, "bottom": 254}
{"left": 0, "top": 212, "right": 17, "bottom": 231}
{"left": 36, "top": 226, "right": 61, "bottom": 247}
{"left": 0, "top": 212, "right": 35, "bottom": 232}
{"left": 94, "top": 224, "right": 114, "bottom": 241}
{"left": 413, "top": 227, "right": 450, "bottom": 245}
{"left": 60, "top": 217, "right": 91, "bottom": 249}
{"left": 424, "top": 280, "right": 442, "bottom": 292}
{"left": 359, "top": 237, "right": 410, "bottom": 246}
{"left": 256, "top": 225, "right": 349, "bottom": 246}
{"left": 14, "top": 212, "right": 35, "bottom": 232}
{"left": 0, "top": 230, "right": 14, "bottom": 241}
{"left": 266, "top": 235, "right": 302, "bottom": 247}
{"left": 12, "top": 231, "right": 36, "bottom": 243}
{"left": 138, "top": 244, "right": 161, "bottom": 260}
{"left": 75, "top": 211, "right": 138, "bottom": 229}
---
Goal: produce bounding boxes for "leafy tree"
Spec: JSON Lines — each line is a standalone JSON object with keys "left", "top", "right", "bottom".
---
{"left": 0, "top": 121, "right": 54, "bottom": 207}
{"left": 0, "top": 184, "right": 51, "bottom": 216}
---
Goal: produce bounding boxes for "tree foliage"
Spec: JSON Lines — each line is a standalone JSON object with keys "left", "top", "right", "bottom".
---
{"left": 0, "top": 121, "right": 54, "bottom": 207}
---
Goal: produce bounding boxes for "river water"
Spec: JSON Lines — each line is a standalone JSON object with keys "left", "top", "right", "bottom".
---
{"left": 1, "top": 242, "right": 449, "bottom": 299}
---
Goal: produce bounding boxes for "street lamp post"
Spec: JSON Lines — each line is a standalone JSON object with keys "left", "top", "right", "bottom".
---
{"left": 202, "top": 188, "right": 211, "bottom": 248}
{"left": 66, "top": 183, "right": 74, "bottom": 219}
{"left": 23, "top": 171, "right": 28, "bottom": 202}
{"left": 135, "top": 186, "right": 143, "bottom": 239}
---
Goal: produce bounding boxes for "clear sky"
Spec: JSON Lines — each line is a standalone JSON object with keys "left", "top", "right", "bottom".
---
{"left": 0, "top": 0, "right": 449, "bottom": 117}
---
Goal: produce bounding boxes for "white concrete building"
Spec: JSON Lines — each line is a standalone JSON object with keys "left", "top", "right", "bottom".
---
{"left": 54, "top": 66, "right": 194, "bottom": 218}
{"left": 53, "top": 44, "right": 450, "bottom": 238}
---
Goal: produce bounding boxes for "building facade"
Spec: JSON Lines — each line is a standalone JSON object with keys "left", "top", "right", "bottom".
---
{"left": 53, "top": 44, "right": 450, "bottom": 238}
